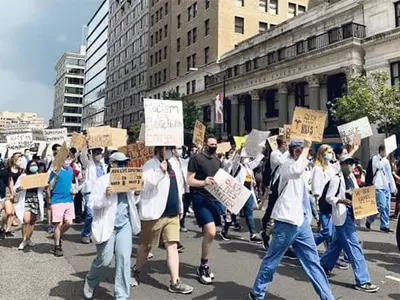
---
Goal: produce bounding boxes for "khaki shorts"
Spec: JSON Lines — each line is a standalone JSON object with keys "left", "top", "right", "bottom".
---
{"left": 140, "top": 216, "right": 180, "bottom": 247}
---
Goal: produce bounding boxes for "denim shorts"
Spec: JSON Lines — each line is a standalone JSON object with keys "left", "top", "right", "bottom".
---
{"left": 191, "top": 192, "right": 225, "bottom": 227}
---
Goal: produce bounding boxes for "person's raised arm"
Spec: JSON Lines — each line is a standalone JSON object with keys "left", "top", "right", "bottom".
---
{"left": 283, "top": 140, "right": 312, "bottom": 180}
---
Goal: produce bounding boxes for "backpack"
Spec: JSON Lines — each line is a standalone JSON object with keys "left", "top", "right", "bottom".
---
{"left": 365, "top": 157, "right": 381, "bottom": 187}
{"left": 262, "top": 168, "right": 284, "bottom": 226}
{"left": 262, "top": 157, "right": 272, "bottom": 187}
{"left": 318, "top": 174, "right": 341, "bottom": 215}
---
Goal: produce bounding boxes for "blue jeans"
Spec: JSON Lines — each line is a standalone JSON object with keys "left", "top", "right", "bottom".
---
{"left": 321, "top": 210, "right": 370, "bottom": 285}
{"left": 251, "top": 219, "right": 334, "bottom": 300}
{"left": 314, "top": 213, "right": 332, "bottom": 246}
{"left": 86, "top": 221, "right": 132, "bottom": 300}
{"left": 243, "top": 195, "right": 256, "bottom": 235}
{"left": 82, "top": 193, "right": 92, "bottom": 237}
{"left": 367, "top": 189, "right": 390, "bottom": 230}
{"left": 310, "top": 195, "right": 319, "bottom": 222}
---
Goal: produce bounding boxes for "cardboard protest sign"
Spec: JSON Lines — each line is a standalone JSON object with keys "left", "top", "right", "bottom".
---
{"left": 283, "top": 125, "right": 291, "bottom": 141}
{"left": 290, "top": 107, "right": 327, "bottom": 142}
{"left": 352, "top": 186, "right": 378, "bottom": 220}
{"left": 87, "top": 126, "right": 111, "bottom": 135}
{"left": 217, "top": 142, "right": 231, "bottom": 154}
{"left": 267, "top": 135, "right": 278, "bottom": 151}
{"left": 384, "top": 134, "right": 397, "bottom": 155}
{"left": 242, "top": 129, "right": 270, "bottom": 157}
{"left": 279, "top": 127, "right": 284, "bottom": 136}
{"left": 20, "top": 173, "right": 49, "bottom": 189}
{"left": 144, "top": 98, "right": 184, "bottom": 146}
{"left": 52, "top": 142, "right": 69, "bottom": 171}
{"left": 337, "top": 117, "right": 373, "bottom": 145}
{"left": 192, "top": 120, "right": 206, "bottom": 146}
{"left": 205, "top": 169, "right": 251, "bottom": 215}
{"left": 233, "top": 136, "right": 246, "bottom": 149}
{"left": 6, "top": 133, "right": 33, "bottom": 154}
{"left": 126, "top": 142, "right": 154, "bottom": 167}
{"left": 71, "top": 132, "right": 87, "bottom": 150}
{"left": 110, "top": 167, "right": 143, "bottom": 192}
{"left": 109, "top": 127, "right": 127, "bottom": 149}
{"left": 87, "top": 134, "right": 112, "bottom": 148}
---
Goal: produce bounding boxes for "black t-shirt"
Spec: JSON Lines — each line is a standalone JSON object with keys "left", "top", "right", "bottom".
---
{"left": 9, "top": 168, "right": 22, "bottom": 185}
{"left": 188, "top": 152, "right": 221, "bottom": 196}
{"left": 162, "top": 164, "right": 180, "bottom": 217}
{"left": 0, "top": 168, "right": 11, "bottom": 199}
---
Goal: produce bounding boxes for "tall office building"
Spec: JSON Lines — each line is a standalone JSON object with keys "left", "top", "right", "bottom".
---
{"left": 53, "top": 48, "right": 86, "bottom": 134}
{"left": 104, "top": 0, "right": 149, "bottom": 128}
{"left": 147, "top": 0, "right": 308, "bottom": 97}
{"left": 82, "top": 0, "right": 109, "bottom": 130}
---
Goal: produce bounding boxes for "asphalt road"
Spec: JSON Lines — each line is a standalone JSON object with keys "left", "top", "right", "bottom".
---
{"left": 1, "top": 211, "right": 399, "bottom": 300}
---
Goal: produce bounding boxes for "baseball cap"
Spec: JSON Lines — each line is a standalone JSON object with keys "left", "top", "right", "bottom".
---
{"left": 109, "top": 152, "right": 129, "bottom": 162}
{"left": 340, "top": 155, "right": 356, "bottom": 164}
{"left": 289, "top": 139, "right": 304, "bottom": 148}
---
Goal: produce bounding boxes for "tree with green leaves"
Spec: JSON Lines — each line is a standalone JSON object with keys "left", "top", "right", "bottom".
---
{"left": 331, "top": 71, "right": 400, "bottom": 137}
{"left": 128, "top": 123, "right": 141, "bottom": 143}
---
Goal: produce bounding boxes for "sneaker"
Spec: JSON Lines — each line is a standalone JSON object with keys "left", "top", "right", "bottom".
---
{"left": 47, "top": 225, "right": 54, "bottom": 234}
{"left": 5, "top": 231, "right": 14, "bottom": 237}
{"left": 147, "top": 252, "right": 154, "bottom": 260}
{"left": 81, "top": 236, "right": 91, "bottom": 244}
{"left": 168, "top": 279, "right": 194, "bottom": 294}
{"left": 365, "top": 221, "right": 371, "bottom": 230}
{"left": 18, "top": 240, "right": 26, "bottom": 251}
{"left": 248, "top": 292, "right": 257, "bottom": 300}
{"left": 218, "top": 230, "right": 231, "bottom": 241}
{"left": 261, "top": 231, "right": 269, "bottom": 251}
{"left": 83, "top": 278, "right": 94, "bottom": 299}
{"left": 283, "top": 248, "right": 297, "bottom": 260}
{"left": 178, "top": 242, "right": 185, "bottom": 253}
{"left": 233, "top": 223, "right": 242, "bottom": 231}
{"left": 335, "top": 259, "right": 349, "bottom": 270}
{"left": 355, "top": 283, "right": 379, "bottom": 293}
{"left": 380, "top": 227, "right": 394, "bottom": 233}
{"left": 197, "top": 265, "right": 213, "bottom": 285}
{"left": 250, "top": 234, "right": 263, "bottom": 244}
{"left": 26, "top": 239, "right": 35, "bottom": 247}
{"left": 131, "top": 266, "right": 140, "bottom": 287}
{"left": 54, "top": 246, "right": 63, "bottom": 257}
{"left": 0, "top": 229, "right": 5, "bottom": 240}
{"left": 180, "top": 226, "right": 188, "bottom": 232}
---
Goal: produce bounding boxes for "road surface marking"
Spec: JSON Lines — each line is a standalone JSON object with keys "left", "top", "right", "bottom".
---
{"left": 385, "top": 275, "right": 400, "bottom": 282}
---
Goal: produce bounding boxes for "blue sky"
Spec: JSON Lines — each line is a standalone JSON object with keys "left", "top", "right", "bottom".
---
{"left": 0, "top": 0, "right": 101, "bottom": 120}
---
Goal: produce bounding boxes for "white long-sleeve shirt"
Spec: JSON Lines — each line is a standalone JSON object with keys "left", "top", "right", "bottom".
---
{"left": 311, "top": 164, "right": 336, "bottom": 199}
{"left": 270, "top": 149, "right": 289, "bottom": 184}
{"left": 372, "top": 154, "right": 396, "bottom": 193}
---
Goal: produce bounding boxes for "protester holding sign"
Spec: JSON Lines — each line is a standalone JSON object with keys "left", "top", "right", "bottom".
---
{"left": 83, "top": 152, "right": 141, "bottom": 300}
{"left": 132, "top": 146, "right": 193, "bottom": 295}
{"left": 14, "top": 160, "right": 46, "bottom": 250}
{"left": 250, "top": 139, "right": 334, "bottom": 300}
{"left": 0, "top": 159, "right": 15, "bottom": 239}
{"left": 320, "top": 155, "right": 379, "bottom": 293}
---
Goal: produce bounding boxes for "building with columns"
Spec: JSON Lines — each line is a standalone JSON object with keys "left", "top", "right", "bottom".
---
{"left": 188, "top": 0, "right": 400, "bottom": 160}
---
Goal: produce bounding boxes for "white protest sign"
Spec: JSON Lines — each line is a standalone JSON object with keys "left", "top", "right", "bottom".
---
{"left": 267, "top": 135, "right": 278, "bottom": 151}
{"left": 384, "top": 134, "right": 397, "bottom": 155}
{"left": 337, "top": 117, "right": 373, "bottom": 145}
{"left": 6, "top": 133, "right": 33, "bottom": 154}
{"left": 241, "top": 129, "right": 270, "bottom": 157}
{"left": 246, "top": 153, "right": 265, "bottom": 170}
{"left": 44, "top": 128, "right": 67, "bottom": 143}
{"left": 32, "top": 128, "right": 46, "bottom": 141}
{"left": 205, "top": 169, "right": 251, "bottom": 214}
{"left": 144, "top": 99, "right": 184, "bottom": 146}
{"left": 0, "top": 143, "right": 7, "bottom": 159}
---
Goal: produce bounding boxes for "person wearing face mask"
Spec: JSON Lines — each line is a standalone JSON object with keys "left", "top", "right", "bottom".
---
{"left": 48, "top": 155, "right": 75, "bottom": 257}
{"left": 320, "top": 155, "right": 379, "bottom": 293}
{"left": 83, "top": 152, "right": 141, "bottom": 300}
{"left": 80, "top": 147, "right": 107, "bottom": 244}
{"left": 250, "top": 139, "right": 334, "bottom": 300}
{"left": 14, "top": 160, "right": 45, "bottom": 250}
{"left": 187, "top": 135, "right": 224, "bottom": 285}
{"left": 131, "top": 146, "right": 193, "bottom": 295}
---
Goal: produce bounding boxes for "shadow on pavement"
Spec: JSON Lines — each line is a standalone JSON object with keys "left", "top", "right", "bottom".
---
{"left": 388, "top": 294, "right": 400, "bottom": 300}
{"left": 362, "top": 241, "right": 399, "bottom": 253}
{"left": 364, "top": 253, "right": 400, "bottom": 273}
{"left": 218, "top": 241, "right": 265, "bottom": 259}
{"left": 49, "top": 279, "right": 113, "bottom": 300}
{"left": 0, "top": 237, "right": 21, "bottom": 248}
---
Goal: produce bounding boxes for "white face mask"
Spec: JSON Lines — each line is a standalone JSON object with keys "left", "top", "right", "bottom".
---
{"left": 17, "top": 159, "right": 26, "bottom": 169}
{"left": 94, "top": 154, "right": 103, "bottom": 162}
{"left": 164, "top": 150, "right": 173, "bottom": 160}
{"left": 176, "top": 149, "right": 183, "bottom": 157}
{"left": 324, "top": 153, "right": 333, "bottom": 162}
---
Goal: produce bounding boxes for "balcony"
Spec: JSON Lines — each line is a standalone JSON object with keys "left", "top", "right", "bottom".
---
{"left": 205, "top": 22, "right": 366, "bottom": 88}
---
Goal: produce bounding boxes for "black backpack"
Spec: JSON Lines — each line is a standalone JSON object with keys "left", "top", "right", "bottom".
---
{"left": 318, "top": 174, "right": 341, "bottom": 214}
{"left": 365, "top": 156, "right": 382, "bottom": 187}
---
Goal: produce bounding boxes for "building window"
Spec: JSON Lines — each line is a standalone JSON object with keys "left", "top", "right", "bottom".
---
{"left": 192, "top": 53, "right": 196, "bottom": 68}
{"left": 164, "top": 24, "right": 168, "bottom": 38}
{"left": 193, "top": 2, "right": 198, "bottom": 18}
{"left": 176, "top": 61, "right": 180, "bottom": 76}
{"left": 235, "top": 0, "right": 244, "bottom": 7}
{"left": 193, "top": 27, "right": 197, "bottom": 43}
{"left": 203, "top": 105, "right": 211, "bottom": 122}
{"left": 176, "top": 86, "right": 180, "bottom": 94}
{"left": 151, "top": 15, "right": 154, "bottom": 26}
{"left": 259, "top": 0, "right": 267, "bottom": 11}
{"left": 187, "top": 30, "right": 192, "bottom": 45}
{"left": 205, "top": 19, "right": 210, "bottom": 36}
{"left": 307, "top": 36, "right": 316, "bottom": 51}
{"left": 205, "top": 0, "right": 210, "bottom": 9}
{"left": 164, "top": 46, "right": 167, "bottom": 59}
{"left": 295, "top": 83, "right": 310, "bottom": 108}
{"left": 391, "top": 61, "right": 400, "bottom": 86}
{"left": 177, "top": 14, "right": 181, "bottom": 28}
{"left": 253, "top": 57, "right": 259, "bottom": 69}
{"left": 298, "top": 5, "right": 306, "bottom": 14}
{"left": 234, "top": 16, "right": 244, "bottom": 34}
{"left": 269, "top": 0, "right": 278, "bottom": 15}
{"left": 188, "top": 6, "right": 193, "bottom": 21}
{"left": 150, "top": 55, "right": 153, "bottom": 67}
{"left": 149, "top": 75, "right": 153, "bottom": 88}
{"left": 266, "top": 89, "right": 279, "bottom": 118}
{"left": 204, "top": 47, "right": 210, "bottom": 64}
{"left": 267, "top": 52, "right": 277, "bottom": 64}
{"left": 165, "top": 2, "right": 168, "bottom": 15}
{"left": 192, "top": 80, "right": 196, "bottom": 93}
{"left": 245, "top": 60, "right": 252, "bottom": 72}
{"left": 155, "top": 31, "right": 159, "bottom": 43}
{"left": 163, "top": 69, "right": 167, "bottom": 82}
{"left": 296, "top": 41, "right": 305, "bottom": 55}
{"left": 186, "top": 82, "right": 191, "bottom": 94}
{"left": 278, "top": 48, "right": 286, "bottom": 61}
{"left": 150, "top": 35, "right": 154, "bottom": 46}
{"left": 328, "top": 28, "right": 342, "bottom": 44}
{"left": 177, "top": 38, "right": 181, "bottom": 52}
{"left": 288, "top": 3, "right": 296, "bottom": 18}
{"left": 259, "top": 22, "right": 268, "bottom": 33}
{"left": 187, "top": 56, "right": 191, "bottom": 71}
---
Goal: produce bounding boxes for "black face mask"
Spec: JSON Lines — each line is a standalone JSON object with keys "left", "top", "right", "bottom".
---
{"left": 207, "top": 146, "right": 217, "bottom": 155}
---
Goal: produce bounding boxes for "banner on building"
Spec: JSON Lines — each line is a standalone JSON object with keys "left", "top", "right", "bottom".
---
{"left": 215, "top": 93, "right": 224, "bottom": 124}
{"left": 144, "top": 98, "right": 184, "bottom": 146}
{"left": 110, "top": 167, "right": 143, "bottom": 192}
{"left": 290, "top": 107, "right": 327, "bottom": 142}
{"left": 241, "top": 129, "right": 270, "bottom": 157}
{"left": 205, "top": 169, "right": 251, "bottom": 215}
{"left": 6, "top": 133, "right": 33, "bottom": 154}
{"left": 337, "top": 117, "right": 373, "bottom": 145}
{"left": 192, "top": 120, "right": 206, "bottom": 146}
{"left": 384, "top": 134, "right": 397, "bottom": 155}
{"left": 352, "top": 186, "right": 378, "bottom": 220}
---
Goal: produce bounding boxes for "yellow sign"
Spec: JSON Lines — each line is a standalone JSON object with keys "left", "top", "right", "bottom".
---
{"left": 192, "top": 120, "right": 206, "bottom": 146}
{"left": 71, "top": 132, "right": 87, "bottom": 150}
{"left": 217, "top": 142, "right": 231, "bottom": 154}
{"left": 87, "top": 134, "right": 112, "bottom": 148}
{"left": 283, "top": 124, "right": 291, "bottom": 141}
{"left": 110, "top": 167, "right": 143, "bottom": 193}
{"left": 290, "top": 107, "right": 327, "bottom": 142}
{"left": 20, "top": 173, "right": 49, "bottom": 189}
{"left": 233, "top": 136, "right": 246, "bottom": 149}
{"left": 352, "top": 186, "right": 378, "bottom": 220}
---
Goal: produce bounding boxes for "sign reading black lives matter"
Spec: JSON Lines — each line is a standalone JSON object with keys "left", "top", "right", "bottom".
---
{"left": 110, "top": 167, "right": 143, "bottom": 193}
{"left": 143, "top": 99, "right": 184, "bottom": 146}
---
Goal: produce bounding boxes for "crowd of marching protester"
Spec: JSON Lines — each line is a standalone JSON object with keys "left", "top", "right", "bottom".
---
{"left": 0, "top": 132, "right": 399, "bottom": 300}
